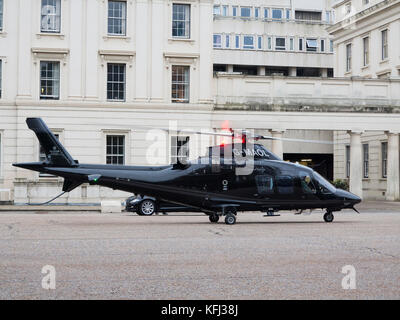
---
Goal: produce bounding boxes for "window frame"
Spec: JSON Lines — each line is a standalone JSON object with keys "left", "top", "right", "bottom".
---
{"left": 0, "top": 0, "right": 3, "bottom": 32}
{"left": 40, "top": 0, "right": 61, "bottom": 33}
{"left": 275, "top": 37, "right": 286, "bottom": 51}
{"left": 381, "top": 142, "right": 388, "bottom": 178}
{"left": 363, "top": 36, "right": 369, "bottom": 66}
{"left": 271, "top": 8, "right": 283, "bottom": 20}
{"left": 213, "top": 34, "right": 222, "bottom": 48}
{"left": 213, "top": 5, "right": 221, "bottom": 16}
{"left": 107, "top": 0, "right": 127, "bottom": 36}
{"left": 363, "top": 143, "right": 369, "bottom": 178}
{"left": 381, "top": 29, "right": 388, "bottom": 60}
{"left": 39, "top": 61, "right": 60, "bottom": 100}
{"left": 240, "top": 7, "right": 251, "bottom": 18}
{"left": 107, "top": 63, "right": 126, "bottom": 102}
{"left": 171, "top": 65, "right": 190, "bottom": 103}
{"left": 306, "top": 38, "right": 318, "bottom": 52}
{"left": 346, "top": 43, "right": 352, "bottom": 72}
{"left": 106, "top": 134, "right": 126, "bottom": 165}
{"left": 172, "top": 3, "right": 191, "bottom": 39}
{"left": 345, "top": 145, "right": 350, "bottom": 178}
{"left": 243, "top": 35, "right": 255, "bottom": 50}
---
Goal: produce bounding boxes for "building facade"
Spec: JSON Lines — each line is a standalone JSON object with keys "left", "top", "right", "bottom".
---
{"left": 0, "top": 0, "right": 399, "bottom": 204}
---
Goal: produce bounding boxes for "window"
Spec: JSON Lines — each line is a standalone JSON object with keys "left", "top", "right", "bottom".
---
{"left": 0, "top": 0, "right": 3, "bottom": 31}
{"left": 326, "top": 11, "right": 331, "bottom": 23}
{"left": 267, "top": 37, "right": 272, "bottom": 50}
{"left": 330, "top": 40, "right": 334, "bottom": 53}
{"left": 243, "top": 36, "right": 254, "bottom": 49}
{"left": 0, "top": 59, "right": 2, "bottom": 98}
{"left": 213, "top": 5, "right": 220, "bottom": 16}
{"left": 108, "top": 1, "right": 126, "bottom": 35}
{"left": 213, "top": 34, "right": 222, "bottom": 48}
{"left": 346, "top": 145, "right": 350, "bottom": 178}
{"left": 295, "top": 10, "right": 321, "bottom": 21}
{"left": 276, "top": 176, "right": 294, "bottom": 194}
{"left": 382, "top": 142, "right": 388, "bottom": 178}
{"left": 363, "top": 144, "right": 369, "bottom": 178}
{"left": 232, "top": 6, "right": 237, "bottom": 17}
{"left": 255, "top": 175, "right": 274, "bottom": 195}
{"left": 306, "top": 39, "right": 318, "bottom": 52}
{"left": 41, "top": 0, "right": 61, "bottom": 33}
{"left": 40, "top": 61, "right": 60, "bottom": 100}
{"left": 171, "top": 66, "right": 189, "bottom": 103}
{"left": 107, "top": 63, "right": 125, "bottom": 101}
{"left": 235, "top": 35, "right": 240, "bottom": 49}
{"left": 255, "top": 7, "right": 260, "bottom": 19}
{"left": 106, "top": 135, "right": 125, "bottom": 165}
{"left": 172, "top": 4, "right": 190, "bottom": 38}
{"left": 345, "top": 3, "right": 351, "bottom": 14}
{"left": 264, "top": 8, "right": 268, "bottom": 19}
{"left": 299, "top": 38, "right": 303, "bottom": 51}
{"left": 364, "top": 0, "right": 369, "bottom": 4}
{"left": 286, "top": 9, "right": 291, "bottom": 20}
{"left": 381, "top": 29, "right": 388, "bottom": 60}
{"left": 275, "top": 37, "right": 286, "bottom": 51}
{"left": 289, "top": 38, "right": 294, "bottom": 50}
{"left": 225, "top": 35, "right": 230, "bottom": 48}
{"left": 299, "top": 171, "right": 317, "bottom": 194}
{"left": 346, "top": 43, "right": 352, "bottom": 72}
{"left": 321, "top": 39, "right": 325, "bottom": 52}
{"left": 272, "top": 9, "right": 283, "bottom": 20}
{"left": 222, "top": 6, "right": 228, "bottom": 16}
{"left": 363, "top": 37, "right": 369, "bottom": 66}
{"left": 240, "top": 7, "right": 251, "bottom": 18}
{"left": 171, "top": 136, "right": 189, "bottom": 164}
{"left": 258, "top": 36, "right": 263, "bottom": 50}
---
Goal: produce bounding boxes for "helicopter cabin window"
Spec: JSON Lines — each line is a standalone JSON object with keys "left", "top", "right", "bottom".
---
{"left": 171, "top": 136, "right": 189, "bottom": 164}
{"left": 275, "top": 176, "right": 294, "bottom": 194}
{"left": 255, "top": 175, "right": 274, "bottom": 195}
{"left": 313, "top": 171, "right": 336, "bottom": 194}
{"left": 299, "top": 171, "right": 317, "bottom": 194}
{"left": 106, "top": 135, "right": 125, "bottom": 165}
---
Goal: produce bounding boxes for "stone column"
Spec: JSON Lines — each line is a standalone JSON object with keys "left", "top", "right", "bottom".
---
{"left": 321, "top": 68, "right": 328, "bottom": 78}
{"left": 347, "top": 131, "right": 363, "bottom": 198}
{"left": 289, "top": 67, "right": 297, "bottom": 77}
{"left": 257, "top": 66, "right": 266, "bottom": 76}
{"left": 270, "top": 130, "right": 285, "bottom": 159}
{"left": 386, "top": 132, "right": 400, "bottom": 201}
{"left": 227, "top": 65, "right": 234, "bottom": 73}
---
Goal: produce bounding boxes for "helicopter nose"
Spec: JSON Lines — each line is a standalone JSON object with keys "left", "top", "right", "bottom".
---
{"left": 335, "top": 189, "right": 362, "bottom": 205}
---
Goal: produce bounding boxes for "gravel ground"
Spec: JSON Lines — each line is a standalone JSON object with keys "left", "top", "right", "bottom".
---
{"left": 0, "top": 203, "right": 399, "bottom": 300}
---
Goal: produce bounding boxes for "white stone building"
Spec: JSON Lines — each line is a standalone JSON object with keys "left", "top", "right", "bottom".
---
{"left": 0, "top": 0, "right": 399, "bottom": 204}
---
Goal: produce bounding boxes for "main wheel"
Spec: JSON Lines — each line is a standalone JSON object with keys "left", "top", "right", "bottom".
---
{"left": 323, "top": 211, "right": 334, "bottom": 223}
{"left": 138, "top": 199, "right": 156, "bottom": 216}
{"left": 209, "top": 214, "right": 219, "bottom": 223}
{"left": 225, "top": 213, "right": 236, "bottom": 225}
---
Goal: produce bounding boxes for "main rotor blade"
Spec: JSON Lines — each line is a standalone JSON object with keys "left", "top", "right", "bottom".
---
{"left": 257, "top": 135, "right": 334, "bottom": 145}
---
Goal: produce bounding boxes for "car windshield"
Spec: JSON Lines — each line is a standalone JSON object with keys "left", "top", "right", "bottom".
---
{"left": 313, "top": 171, "right": 336, "bottom": 194}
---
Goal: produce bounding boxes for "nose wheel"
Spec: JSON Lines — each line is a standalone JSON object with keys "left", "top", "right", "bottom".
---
{"left": 323, "top": 211, "right": 334, "bottom": 223}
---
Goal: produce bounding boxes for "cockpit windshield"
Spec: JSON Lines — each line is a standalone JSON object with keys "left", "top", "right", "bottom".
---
{"left": 313, "top": 171, "right": 336, "bottom": 194}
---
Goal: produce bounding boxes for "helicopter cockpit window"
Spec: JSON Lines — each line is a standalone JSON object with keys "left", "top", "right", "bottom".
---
{"left": 313, "top": 171, "right": 336, "bottom": 194}
{"left": 299, "top": 171, "right": 317, "bottom": 194}
{"left": 275, "top": 176, "right": 294, "bottom": 194}
{"left": 255, "top": 175, "right": 274, "bottom": 194}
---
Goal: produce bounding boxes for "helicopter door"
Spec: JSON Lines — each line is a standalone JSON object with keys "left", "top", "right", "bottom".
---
{"left": 298, "top": 171, "right": 318, "bottom": 200}
{"left": 254, "top": 175, "right": 275, "bottom": 198}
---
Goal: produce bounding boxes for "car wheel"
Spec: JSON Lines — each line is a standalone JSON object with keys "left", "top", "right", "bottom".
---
{"left": 139, "top": 199, "right": 156, "bottom": 216}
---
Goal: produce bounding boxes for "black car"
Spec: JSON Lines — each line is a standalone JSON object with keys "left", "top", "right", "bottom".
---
{"left": 125, "top": 195, "right": 197, "bottom": 215}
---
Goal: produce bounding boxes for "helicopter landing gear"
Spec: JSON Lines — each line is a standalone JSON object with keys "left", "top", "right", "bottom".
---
{"left": 209, "top": 213, "right": 219, "bottom": 223}
{"left": 224, "top": 207, "right": 237, "bottom": 225}
{"left": 323, "top": 211, "right": 334, "bottom": 223}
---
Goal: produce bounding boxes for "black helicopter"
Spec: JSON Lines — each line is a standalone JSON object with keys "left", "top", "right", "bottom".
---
{"left": 13, "top": 118, "right": 361, "bottom": 225}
